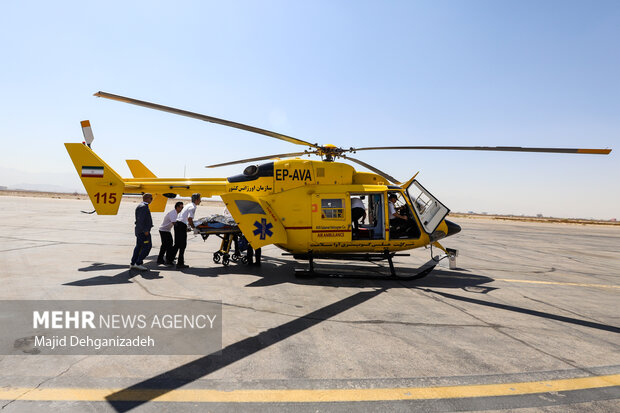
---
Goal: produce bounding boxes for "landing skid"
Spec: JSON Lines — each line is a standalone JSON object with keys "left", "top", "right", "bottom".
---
{"left": 290, "top": 251, "right": 437, "bottom": 280}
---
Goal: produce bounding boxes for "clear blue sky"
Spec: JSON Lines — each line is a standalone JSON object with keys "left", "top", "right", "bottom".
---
{"left": 0, "top": 1, "right": 618, "bottom": 219}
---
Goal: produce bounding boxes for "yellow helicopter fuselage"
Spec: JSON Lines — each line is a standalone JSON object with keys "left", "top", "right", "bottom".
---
{"left": 221, "top": 158, "right": 446, "bottom": 254}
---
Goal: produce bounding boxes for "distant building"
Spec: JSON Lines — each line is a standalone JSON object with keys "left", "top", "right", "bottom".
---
{"left": 0, "top": 186, "right": 7, "bottom": 190}
{"left": 536, "top": 214, "right": 543, "bottom": 218}
{"left": 611, "top": 218, "right": 617, "bottom": 222}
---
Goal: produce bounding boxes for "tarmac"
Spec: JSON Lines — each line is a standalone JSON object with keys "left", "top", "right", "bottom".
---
{"left": 0, "top": 195, "right": 618, "bottom": 412}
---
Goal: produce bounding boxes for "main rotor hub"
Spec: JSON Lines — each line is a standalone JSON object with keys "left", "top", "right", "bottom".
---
{"left": 317, "top": 144, "right": 346, "bottom": 161}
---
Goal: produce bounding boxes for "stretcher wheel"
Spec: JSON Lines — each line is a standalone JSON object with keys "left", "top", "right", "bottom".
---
{"left": 231, "top": 253, "right": 240, "bottom": 263}
{"left": 240, "top": 256, "right": 248, "bottom": 265}
{"left": 222, "top": 255, "right": 230, "bottom": 266}
{"left": 213, "top": 252, "right": 221, "bottom": 264}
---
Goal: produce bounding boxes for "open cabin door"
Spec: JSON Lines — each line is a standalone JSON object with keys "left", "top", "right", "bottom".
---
{"left": 221, "top": 193, "right": 287, "bottom": 249}
{"left": 405, "top": 180, "right": 449, "bottom": 234}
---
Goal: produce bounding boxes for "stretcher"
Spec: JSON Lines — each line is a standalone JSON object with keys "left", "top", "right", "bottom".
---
{"left": 193, "top": 215, "right": 248, "bottom": 266}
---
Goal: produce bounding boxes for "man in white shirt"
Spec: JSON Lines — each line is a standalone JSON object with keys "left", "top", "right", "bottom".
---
{"left": 173, "top": 193, "right": 201, "bottom": 269}
{"left": 351, "top": 196, "right": 366, "bottom": 231}
{"left": 157, "top": 201, "right": 183, "bottom": 265}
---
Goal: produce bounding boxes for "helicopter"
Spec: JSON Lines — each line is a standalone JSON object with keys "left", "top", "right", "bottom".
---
{"left": 65, "top": 92, "right": 612, "bottom": 278}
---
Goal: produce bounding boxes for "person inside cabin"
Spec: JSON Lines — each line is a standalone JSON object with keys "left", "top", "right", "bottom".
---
{"left": 388, "top": 193, "right": 409, "bottom": 236}
{"left": 351, "top": 196, "right": 366, "bottom": 232}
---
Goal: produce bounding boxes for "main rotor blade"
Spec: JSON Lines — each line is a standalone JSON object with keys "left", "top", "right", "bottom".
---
{"left": 341, "top": 155, "right": 401, "bottom": 185}
{"left": 94, "top": 91, "right": 320, "bottom": 149}
{"left": 351, "top": 146, "right": 612, "bottom": 155}
{"left": 206, "top": 152, "right": 314, "bottom": 168}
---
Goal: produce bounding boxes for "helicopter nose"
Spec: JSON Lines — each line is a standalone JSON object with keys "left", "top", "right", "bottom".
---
{"left": 445, "top": 219, "right": 461, "bottom": 237}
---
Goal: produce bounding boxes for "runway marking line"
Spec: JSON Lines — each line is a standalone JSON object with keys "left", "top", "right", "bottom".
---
{"left": 1, "top": 374, "right": 618, "bottom": 403}
{"left": 498, "top": 279, "right": 620, "bottom": 290}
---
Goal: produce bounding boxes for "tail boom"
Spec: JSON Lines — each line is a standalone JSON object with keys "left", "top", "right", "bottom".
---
{"left": 65, "top": 143, "right": 228, "bottom": 215}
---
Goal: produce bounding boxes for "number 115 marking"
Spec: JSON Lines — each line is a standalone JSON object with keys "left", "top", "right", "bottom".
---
{"left": 93, "top": 192, "right": 117, "bottom": 204}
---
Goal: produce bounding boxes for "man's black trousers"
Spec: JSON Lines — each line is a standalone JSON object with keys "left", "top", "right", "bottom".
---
{"left": 173, "top": 221, "right": 188, "bottom": 265}
{"left": 158, "top": 230, "right": 174, "bottom": 263}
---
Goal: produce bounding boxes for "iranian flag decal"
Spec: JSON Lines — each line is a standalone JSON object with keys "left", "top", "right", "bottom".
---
{"left": 81, "top": 166, "right": 104, "bottom": 178}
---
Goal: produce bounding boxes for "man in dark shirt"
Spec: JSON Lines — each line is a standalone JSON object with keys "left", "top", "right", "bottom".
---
{"left": 130, "top": 193, "right": 153, "bottom": 271}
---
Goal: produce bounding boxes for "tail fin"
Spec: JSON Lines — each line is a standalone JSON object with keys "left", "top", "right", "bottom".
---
{"left": 65, "top": 143, "right": 125, "bottom": 215}
{"left": 126, "top": 160, "right": 168, "bottom": 213}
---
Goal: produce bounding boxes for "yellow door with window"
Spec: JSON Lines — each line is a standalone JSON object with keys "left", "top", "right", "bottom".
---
{"left": 311, "top": 194, "right": 350, "bottom": 243}
{"left": 221, "top": 193, "right": 287, "bottom": 249}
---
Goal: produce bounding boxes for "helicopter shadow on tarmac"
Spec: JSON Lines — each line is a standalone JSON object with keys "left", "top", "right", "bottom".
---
{"left": 66, "top": 254, "right": 620, "bottom": 338}
{"left": 66, "top": 255, "right": 619, "bottom": 338}
{"left": 243, "top": 260, "right": 498, "bottom": 293}
{"left": 151, "top": 251, "right": 497, "bottom": 292}
{"left": 64, "top": 253, "right": 497, "bottom": 293}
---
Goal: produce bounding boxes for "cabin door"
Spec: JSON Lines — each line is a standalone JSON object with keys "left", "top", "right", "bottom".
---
{"left": 221, "top": 193, "right": 287, "bottom": 249}
{"left": 311, "top": 194, "right": 350, "bottom": 242}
